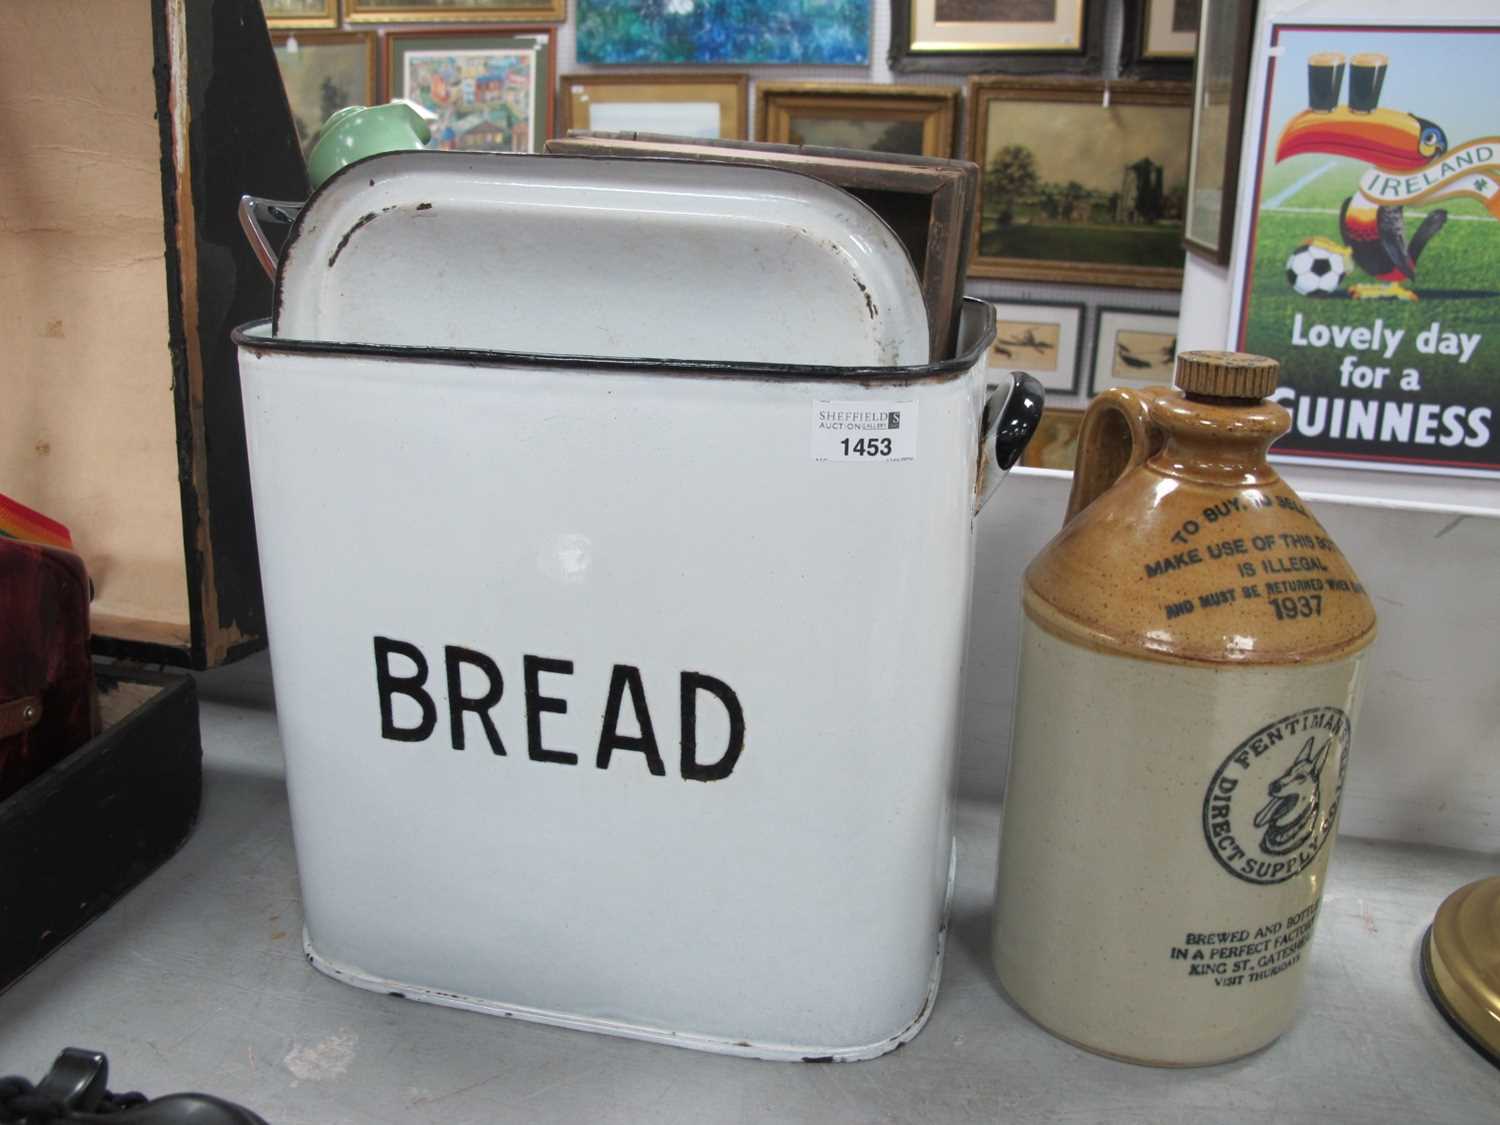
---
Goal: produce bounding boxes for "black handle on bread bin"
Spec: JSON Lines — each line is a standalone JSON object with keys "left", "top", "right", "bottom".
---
{"left": 991, "top": 371, "right": 1046, "bottom": 471}
{"left": 976, "top": 371, "right": 1045, "bottom": 511}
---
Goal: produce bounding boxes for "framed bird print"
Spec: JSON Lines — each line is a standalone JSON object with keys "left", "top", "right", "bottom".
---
{"left": 1090, "top": 308, "right": 1179, "bottom": 395}
{"left": 1232, "top": 22, "right": 1500, "bottom": 478}
{"left": 986, "top": 299, "right": 1085, "bottom": 394}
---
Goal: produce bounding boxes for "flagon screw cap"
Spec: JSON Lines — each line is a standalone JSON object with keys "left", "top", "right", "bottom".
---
{"left": 1175, "top": 350, "right": 1280, "bottom": 400}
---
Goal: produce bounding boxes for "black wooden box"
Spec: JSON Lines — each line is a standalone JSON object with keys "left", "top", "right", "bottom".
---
{"left": 0, "top": 670, "right": 201, "bottom": 992}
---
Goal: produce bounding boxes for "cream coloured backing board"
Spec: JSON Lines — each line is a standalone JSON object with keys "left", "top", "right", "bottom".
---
{"left": 0, "top": 1, "right": 189, "bottom": 644}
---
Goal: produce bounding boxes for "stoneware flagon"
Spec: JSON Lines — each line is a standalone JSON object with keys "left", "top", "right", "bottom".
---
{"left": 992, "top": 352, "right": 1376, "bottom": 1066}
{"left": 234, "top": 150, "right": 1042, "bottom": 1060}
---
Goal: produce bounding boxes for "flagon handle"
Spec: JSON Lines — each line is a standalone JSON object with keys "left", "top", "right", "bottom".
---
{"left": 1064, "top": 386, "right": 1166, "bottom": 524}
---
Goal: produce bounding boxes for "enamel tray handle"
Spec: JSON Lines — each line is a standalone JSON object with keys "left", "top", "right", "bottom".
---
{"left": 1064, "top": 385, "right": 1166, "bottom": 524}
{"left": 238, "top": 195, "right": 304, "bottom": 281}
{"left": 977, "top": 371, "right": 1044, "bottom": 512}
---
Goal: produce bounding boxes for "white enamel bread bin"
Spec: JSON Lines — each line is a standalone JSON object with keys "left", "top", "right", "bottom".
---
{"left": 235, "top": 152, "right": 1041, "bottom": 1060}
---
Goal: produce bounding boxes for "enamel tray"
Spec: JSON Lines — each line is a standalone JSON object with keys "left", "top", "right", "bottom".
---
{"left": 273, "top": 151, "right": 930, "bottom": 367}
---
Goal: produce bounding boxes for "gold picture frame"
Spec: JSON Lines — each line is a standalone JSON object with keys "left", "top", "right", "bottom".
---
{"left": 263, "top": 0, "right": 339, "bottom": 30}
{"left": 272, "top": 31, "right": 378, "bottom": 148}
{"left": 968, "top": 77, "right": 1191, "bottom": 289}
{"left": 558, "top": 73, "right": 748, "bottom": 140}
{"left": 888, "top": 0, "right": 1103, "bottom": 74}
{"left": 346, "top": 0, "right": 566, "bottom": 23}
{"left": 755, "top": 83, "right": 959, "bottom": 159}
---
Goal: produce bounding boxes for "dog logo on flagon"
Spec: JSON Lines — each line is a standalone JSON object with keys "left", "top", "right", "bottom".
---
{"left": 1253, "top": 736, "right": 1332, "bottom": 856}
{"left": 1203, "top": 707, "right": 1351, "bottom": 885}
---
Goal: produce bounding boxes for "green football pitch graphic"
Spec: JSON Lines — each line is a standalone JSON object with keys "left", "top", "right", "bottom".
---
{"left": 1244, "top": 155, "right": 1500, "bottom": 407}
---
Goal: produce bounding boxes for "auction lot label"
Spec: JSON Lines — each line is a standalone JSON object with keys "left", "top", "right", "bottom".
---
{"left": 1235, "top": 24, "right": 1500, "bottom": 477}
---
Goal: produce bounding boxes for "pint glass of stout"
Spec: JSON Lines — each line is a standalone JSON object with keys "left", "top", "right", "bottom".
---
{"left": 1349, "top": 53, "right": 1388, "bottom": 113}
{"left": 1308, "top": 52, "right": 1346, "bottom": 111}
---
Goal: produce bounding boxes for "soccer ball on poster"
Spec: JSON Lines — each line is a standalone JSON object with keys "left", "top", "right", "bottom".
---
{"left": 1284, "top": 237, "right": 1350, "bottom": 297}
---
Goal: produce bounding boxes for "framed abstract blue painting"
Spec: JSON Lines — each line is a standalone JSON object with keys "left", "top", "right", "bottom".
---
{"left": 577, "top": 0, "right": 871, "bottom": 65}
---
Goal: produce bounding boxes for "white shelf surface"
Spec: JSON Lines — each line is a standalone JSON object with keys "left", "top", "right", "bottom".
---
{"left": 0, "top": 700, "right": 1495, "bottom": 1124}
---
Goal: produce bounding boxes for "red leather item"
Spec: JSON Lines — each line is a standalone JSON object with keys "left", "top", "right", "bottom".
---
{"left": 0, "top": 539, "right": 97, "bottom": 801}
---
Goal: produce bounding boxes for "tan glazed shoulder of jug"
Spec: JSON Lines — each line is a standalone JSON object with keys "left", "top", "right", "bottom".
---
{"left": 1025, "top": 353, "right": 1375, "bottom": 665}
{"left": 993, "top": 351, "right": 1377, "bottom": 1068}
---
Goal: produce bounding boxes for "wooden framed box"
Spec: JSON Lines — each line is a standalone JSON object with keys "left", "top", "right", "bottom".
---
{"left": 1, "top": 0, "right": 308, "bottom": 669}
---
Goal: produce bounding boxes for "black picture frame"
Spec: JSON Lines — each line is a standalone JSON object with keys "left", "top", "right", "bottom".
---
{"left": 986, "top": 298, "right": 1087, "bottom": 396}
{"left": 1183, "top": 0, "right": 1259, "bottom": 263}
{"left": 1089, "top": 305, "right": 1181, "bottom": 395}
{"left": 888, "top": 0, "right": 1106, "bottom": 76}
{"left": 1119, "top": 0, "right": 1197, "bottom": 81}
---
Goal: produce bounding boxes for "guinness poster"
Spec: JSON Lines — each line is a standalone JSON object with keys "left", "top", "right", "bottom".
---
{"left": 1235, "top": 24, "right": 1500, "bottom": 477}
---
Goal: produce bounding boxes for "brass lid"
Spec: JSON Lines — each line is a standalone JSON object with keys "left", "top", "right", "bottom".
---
{"left": 1175, "top": 350, "right": 1280, "bottom": 400}
{"left": 1422, "top": 875, "right": 1500, "bottom": 1065}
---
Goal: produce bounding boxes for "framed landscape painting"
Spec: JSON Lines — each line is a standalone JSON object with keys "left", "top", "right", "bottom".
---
{"left": 755, "top": 84, "right": 958, "bottom": 158}
{"left": 272, "top": 32, "right": 377, "bottom": 148}
{"left": 985, "top": 299, "right": 1084, "bottom": 394}
{"left": 559, "top": 73, "right": 748, "bottom": 139}
{"left": 1090, "top": 307, "right": 1179, "bottom": 394}
{"left": 263, "top": 0, "right": 339, "bottom": 29}
{"left": 346, "top": 0, "right": 565, "bottom": 22}
{"left": 968, "top": 77, "right": 1191, "bottom": 287}
{"left": 889, "top": 0, "right": 1103, "bottom": 75}
{"left": 386, "top": 30, "right": 553, "bottom": 153}
{"left": 576, "top": 0, "right": 870, "bottom": 65}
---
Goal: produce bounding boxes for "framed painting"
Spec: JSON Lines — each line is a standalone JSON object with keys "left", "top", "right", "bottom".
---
{"left": 272, "top": 31, "right": 378, "bottom": 149}
{"left": 1120, "top": 0, "right": 1199, "bottom": 79}
{"left": 986, "top": 299, "right": 1084, "bottom": 394}
{"left": 1090, "top": 307, "right": 1179, "bottom": 394}
{"left": 1183, "top": 0, "right": 1257, "bottom": 263}
{"left": 263, "top": 0, "right": 339, "bottom": 29}
{"left": 1142, "top": 0, "right": 1198, "bottom": 58}
{"left": 888, "top": 0, "right": 1104, "bottom": 75}
{"left": 576, "top": 0, "right": 870, "bottom": 65}
{"left": 559, "top": 73, "right": 748, "bottom": 140}
{"left": 968, "top": 77, "right": 1191, "bottom": 287}
{"left": 1020, "top": 407, "right": 1085, "bottom": 469}
{"left": 755, "top": 84, "right": 959, "bottom": 159}
{"left": 346, "top": 0, "right": 565, "bottom": 22}
{"left": 385, "top": 29, "right": 553, "bottom": 154}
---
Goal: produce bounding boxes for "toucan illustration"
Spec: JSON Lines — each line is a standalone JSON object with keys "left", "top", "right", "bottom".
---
{"left": 1276, "top": 56, "right": 1449, "bottom": 301}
